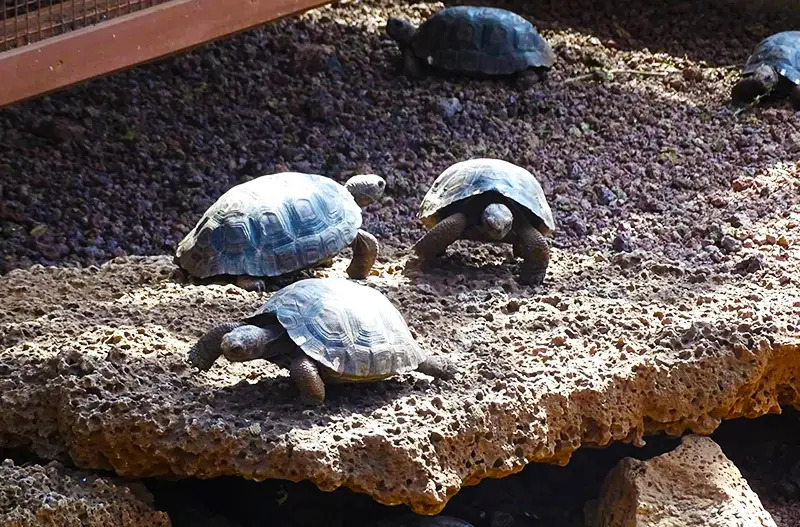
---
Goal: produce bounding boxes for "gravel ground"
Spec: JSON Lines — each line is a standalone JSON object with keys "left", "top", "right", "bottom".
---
{"left": 1, "top": 0, "right": 800, "bottom": 524}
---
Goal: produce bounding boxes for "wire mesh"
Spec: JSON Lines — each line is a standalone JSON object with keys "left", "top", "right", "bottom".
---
{"left": 1, "top": 0, "right": 170, "bottom": 51}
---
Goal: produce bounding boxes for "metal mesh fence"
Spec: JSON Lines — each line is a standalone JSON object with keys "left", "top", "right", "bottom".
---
{"left": 1, "top": 0, "right": 170, "bottom": 51}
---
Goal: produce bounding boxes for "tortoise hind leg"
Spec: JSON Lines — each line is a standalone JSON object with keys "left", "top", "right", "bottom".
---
{"left": 514, "top": 221, "right": 550, "bottom": 285}
{"left": 347, "top": 229, "right": 378, "bottom": 279}
{"left": 408, "top": 212, "right": 468, "bottom": 273}
{"left": 416, "top": 355, "right": 457, "bottom": 380}
{"left": 290, "top": 352, "right": 326, "bottom": 404}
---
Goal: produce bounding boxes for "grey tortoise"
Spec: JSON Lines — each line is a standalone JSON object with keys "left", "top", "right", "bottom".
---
{"left": 407, "top": 158, "right": 555, "bottom": 285}
{"left": 175, "top": 172, "right": 385, "bottom": 292}
{"left": 386, "top": 5, "right": 554, "bottom": 84}
{"left": 732, "top": 31, "right": 800, "bottom": 109}
{"left": 188, "top": 277, "right": 456, "bottom": 404}
{"left": 376, "top": 514, "right": 474, "bottom": 527}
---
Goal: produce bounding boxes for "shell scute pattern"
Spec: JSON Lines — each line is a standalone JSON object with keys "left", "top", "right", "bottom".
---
{"left": 419, "top": 158, "right": 555, "bottom": 234}
{"left": 257, "top": 279, "right": 426, "bottom": 378}
{"left": 176, "top": 173, "right": 361, "bottom": 278}
{"left": 744, "top": 31, "right": 800, "bottom": 85}
{"left": 412, "top": 6, "right": 553, "bottom": 75}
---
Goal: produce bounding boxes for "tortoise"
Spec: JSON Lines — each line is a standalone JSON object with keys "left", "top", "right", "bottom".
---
{"left": 407, "top": 158, "right": 555, "bottom": 285}
{"left": 175, "top": 172, "right": 385, "bottom": 292}
{"left": 385, "top": 5, "right": 554, "bottom": 84}
{"left": 732, "top": 31, "right": 800, "bottom": 109}
{"left": 188, "top": 278, "right": 456, "bottom": 403}
{"left": 376, "top": 515, "right": 474, "bottom": 527}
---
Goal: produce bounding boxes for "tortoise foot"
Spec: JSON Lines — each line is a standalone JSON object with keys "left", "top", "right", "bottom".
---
{"left": 235, "top": 275, "right": 267, "bottom": 293}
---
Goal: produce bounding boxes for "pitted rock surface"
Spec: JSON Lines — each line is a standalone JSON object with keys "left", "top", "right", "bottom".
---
{"left": 1, "top": 255, "right": 799, "bottom": 514}
{"left": 0, "top": 459, "right": 170, "bottom": 526}
{"left": 586, "top": 435, "right": 777, "bottom": 527}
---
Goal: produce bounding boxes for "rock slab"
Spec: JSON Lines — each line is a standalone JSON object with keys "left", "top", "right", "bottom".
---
{"left": 0, "top": 459, "right": 170, "bottom": 526}
{"left": 586, "top": 435, "right": 777, "bottom": 527}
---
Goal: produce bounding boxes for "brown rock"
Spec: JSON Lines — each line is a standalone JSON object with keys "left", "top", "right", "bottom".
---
{"left": 0, "top": 459, "right": 170, "bottom": 526}
{"left": 1, "top": 257, "right": 799, "bottom": 514}
{"left": 585, "top": 435, "right": 776, "bottom": 527}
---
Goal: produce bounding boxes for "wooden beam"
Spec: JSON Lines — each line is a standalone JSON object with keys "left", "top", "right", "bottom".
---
{"left": 0, "top": 0, "right": 331, "bottom": 107}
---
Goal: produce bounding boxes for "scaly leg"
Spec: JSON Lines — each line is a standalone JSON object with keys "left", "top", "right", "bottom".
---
{"left": 188, "top": 322, "right": 244, "bottom": 370}
{"left": 235, "top": 275, "right": 266, "bottom": 293}
{"left": 290, "top": 353, "right": 326, "bottom": 404}
{"left": 347, "top": 229, "right": 378, "bottom": 279}
{"left": 514, "top": 221, "right": 550, "bottom": 285}
{"left": 402, "top": 48, "right": 425, "bottom": 78}
{"left": 790, "top": 84, "right": 800, "bottom": 110}
{"left": 409, "top": 212, "right": 468, "bottom": 269}
{"left": 416, "top": 355, "right": 457, "bottom": 380}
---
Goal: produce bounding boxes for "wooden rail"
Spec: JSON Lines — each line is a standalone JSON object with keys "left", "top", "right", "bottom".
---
{"left": 0, "top": 0, "right": 331, "bottom": 107}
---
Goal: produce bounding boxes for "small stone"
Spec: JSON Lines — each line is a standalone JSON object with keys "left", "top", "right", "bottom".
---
{"left": 733, "top": 255, "right": 764, "bottom": 275}
{"left": 777, "top": 235, "right": 790, "bottom": 248}
{"left": 611, "top": 232, "right": 632, "bottom": 252}
{"left": 720, "top": 235, "right": 742, "bottom": 253}
{"left": 765, "top": 234, "right": 778, "bottom": 245}
{"left": 595, "top": 185, "right": 616, "bottom": 206}
{"left": 726, "top": 213, "right": 749, "bottom": 228}
{"left": 436, "top": 97, "right": 462, "bottom": 120}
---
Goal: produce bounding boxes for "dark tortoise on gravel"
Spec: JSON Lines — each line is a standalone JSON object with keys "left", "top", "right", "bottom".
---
{"left": 385, "top": 6, "right": 554, "bottom": 84}
{"left": 175, "top": 172, "right": 385, "bottom": 292}
{"left": 732, "top": 31, "right": 800, "bottom": 109}
{"left": 188, "top": 278, "right": 456, "bottom": 404}
{"left": 406, "top": 158, "right": 555, "bottom": 285}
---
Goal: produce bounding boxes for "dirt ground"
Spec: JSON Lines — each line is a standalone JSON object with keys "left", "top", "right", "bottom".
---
{"left": 2, "top": 0, "right": 800, "bottom": 524}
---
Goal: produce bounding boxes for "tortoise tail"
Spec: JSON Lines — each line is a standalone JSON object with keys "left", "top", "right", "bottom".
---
{"left": 188, "top": 322, "right": 244, "bottom": 370}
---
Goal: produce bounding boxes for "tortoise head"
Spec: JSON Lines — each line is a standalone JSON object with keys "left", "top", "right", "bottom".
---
{"left": 220, "top": 324, "right": 284, "bottom": 362}
{"left": 732, "top": 64, "right": 778, "bottom": 103}
{"left": 344, "top": 174, "right": 386, "bottom": 207}
{"left": 386, "top": 17, "right": 416, "bottom": 46}
{"left": 482, "top": 203, "right": 514, "bottom": 240}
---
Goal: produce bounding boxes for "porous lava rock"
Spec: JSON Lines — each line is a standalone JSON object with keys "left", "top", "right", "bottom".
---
{"left": 585, "top": 435, "right": 777, "bottom": 527}
{"left": 1, "top": 255, "right": 798, "bottom": 514}
{"left": 0, "top": 459, "right": 170, "bottom": 526}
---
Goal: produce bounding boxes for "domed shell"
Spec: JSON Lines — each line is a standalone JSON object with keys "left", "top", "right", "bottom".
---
{"left": 255, "top": 278, "right": 427, "bottom": 379}
{"left": 176, "top": 173, "right": 361, "bottom": 279}
{"left": 418, "top": 158, "right": 555, "bottom": 235}
{"left": 411, "top": 6, "right": 554, "bottom": 75}
{"left": 743, "top": 31, "right": 800, "bottom": 85}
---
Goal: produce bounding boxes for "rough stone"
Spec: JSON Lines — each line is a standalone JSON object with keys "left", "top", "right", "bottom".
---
{"left": 0, "top": 459, "right": 170, "bottom": 526}
{"left": 1, "top": 256, "right": 799, "bottom": 514}
{"left": 585, "top": 435, "right": 777, "bottom": 527}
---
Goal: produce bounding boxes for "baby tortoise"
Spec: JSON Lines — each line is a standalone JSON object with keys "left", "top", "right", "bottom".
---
{"left": 407, "top": 158, "right": 555, "bottom": 285}
{"left": 188, "top": 278, "right": 456, "bottom": 404}
{"left": 175, "top": 172, "right": 385, "bottom": 292}
{"left": 732, "top": 31, "right": 800, "bottom": 109}
{"left": 386, "top": 5, "right": 554, "bottom": 85}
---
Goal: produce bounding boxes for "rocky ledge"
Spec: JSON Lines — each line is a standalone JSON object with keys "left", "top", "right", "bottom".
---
{"left": 1, "top": 252, "right": 798, "bottom": 514}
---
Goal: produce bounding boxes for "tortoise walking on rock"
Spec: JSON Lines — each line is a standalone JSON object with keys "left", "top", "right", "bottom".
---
{"left": 732, "top": 31, "right": 800, "bottom": 109}
{"left": 407, "top": 159, "right": 555, "bottom": 285}
{"left": 175, "top": 172, "right": 385, "bottom": 292}
{"left": 188, "top": 278, "right": 456, "bottom": 403}
{"left": 386, "top": 6, "right": 554, "bottom": 84}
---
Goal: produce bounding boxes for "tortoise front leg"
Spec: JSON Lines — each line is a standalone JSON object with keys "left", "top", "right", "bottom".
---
{"left": 790, "top": 84, "right": 800, "bottom": 110}
{"left": 409, "top": 212, "right": 468, "bottom": 268}
{"left": 402, "top": 48, "right": 425, "bottom": 78}
{"left": 347, "top": 229, "right": 378, "bottom": 279}
{"left": 235, "top": 275, "right": 267, "bottom": 293}
{"left": 515, "top": 68, "right": 546, "bottom": 88}
{"left": 289, "top": 352, "right": 326, "bottom": 404}
{"left": 188, "top": 322, "right": 244, "bottom": 370}
{"left": 416, "top": 355, "right": 457, "bottom": 380}
{"left": 514, "top": 221, "right": 550, "bottom": 285}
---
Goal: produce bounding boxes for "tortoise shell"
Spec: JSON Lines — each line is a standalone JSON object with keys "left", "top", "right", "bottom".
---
{"left": 175, "top": 173, "right": 361, "bottom": 279}
{"left": 255, "top": 278, "right": 426, "bottom": 379}
{"left": 418, "top": 158, "right": 555, "bottom": 235}
{"left": 411, "top": 6, "right": 554, "bottom": 76}
{"left": 743, "top": 31, "right": 800, "bottom": 85}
